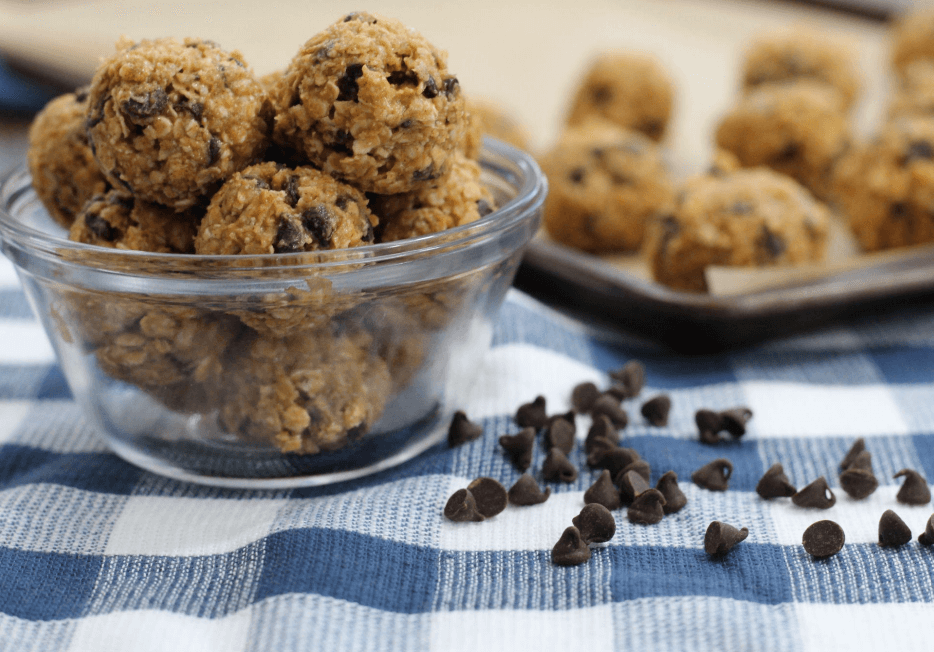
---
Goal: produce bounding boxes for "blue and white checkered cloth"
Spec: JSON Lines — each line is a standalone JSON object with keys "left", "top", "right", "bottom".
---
{"left": 1, "top": 251, "right": 934, "bottom": 651}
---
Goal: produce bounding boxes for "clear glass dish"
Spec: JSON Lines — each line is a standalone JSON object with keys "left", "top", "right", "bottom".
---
{"left": 0, "top": 140, "right": 546, "bottom": 488}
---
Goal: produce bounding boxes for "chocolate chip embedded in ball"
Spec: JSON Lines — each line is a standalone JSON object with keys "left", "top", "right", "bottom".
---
{"left": 508, "top": 473, "right": 551, "bottom": 506}
{"left": 516, "top": 395, "right": 548, "bottom": 429}
{"left": 448, "top": 410, "right": 483, "bottom": 447}
{"left": 443, "top": 488, "right": 484, "bottom": 522}
{"left": 552, "top": 526, "right": 591, "bottom": 566}
{"left": 572, "top": 503, "right": 616, "bottom": 544}
{"left": 894, "top": 468, "right": 932, "bottom": 505}
{"left": 584, "top": 469, "right": 621, "bottom": 511}
{"left": 792, "top": 477, "right": 836, "bottom": 509}
{"left": 802, "top": 520, "right": 845, "bottom": 558}
{"left": 704, "top": 521, "right": 748, "bottom": 556}
{"left": 692, "top": 458, "right": 733, "bottom": 492}
{"left": 542, "top": 447, "right": 578, "bottom": 483}
{"left": 640, "top": 394, "right": 671, "bottom": 426}
{"left": 879, "top": 509, "right": 912, "bottom": 547}
{"left": 756, "top": 463, "right": 797, "bottom": 499}
{"left": 466, "top": 477, "right": 508, "bottom": 518}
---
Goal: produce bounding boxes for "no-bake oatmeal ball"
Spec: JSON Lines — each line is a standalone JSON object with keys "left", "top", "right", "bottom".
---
{"left": 833, "top": 116, "right": 934, "bottom": 252}
{"left": 891, "top": 7, "right": 934, "bottom": 76}
{"left": 86, "top": 37, "right": 270, "bottom": 211}
{"left": 741, "top": 27, "right": 861, "bottom": 110}
{"left": 70, "top": 190, "right": 199, "bottom": 253}
{"left": 27, "top": 88, "right": 109, "bottom": 227}
{"left": 270, "top": 12, "right": 467, "bottom": 194}
{"left": 194, "top": 161, "right": 376, "bottom": 255}
{"left": 715, "top": 81, "right": 851, "bottom": 200}
{"left": 539, "top": 121, "right": 675, "bottom": 252}
{"left": 565, "top": 51, "right": 674, "bottom": 142}
{"left": 644, "top": 167, "right": 830, "bottom": 292}
{"left": 466, "top": 98, "right": 531, "bottom": 153}
{"left": 888, "top": 60, "right": 934, "bottom": 119}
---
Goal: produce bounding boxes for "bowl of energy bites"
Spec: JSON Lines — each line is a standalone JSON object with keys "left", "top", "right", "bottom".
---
{"left": 0, "top": 11, "right": 546, "bottom": 487}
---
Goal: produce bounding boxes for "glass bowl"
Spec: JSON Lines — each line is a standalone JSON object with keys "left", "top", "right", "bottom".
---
{"left": 0, "top": 140, "right": 546, "bottom": 488}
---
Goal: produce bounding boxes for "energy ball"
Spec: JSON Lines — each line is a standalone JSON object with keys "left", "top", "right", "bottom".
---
{"left": 715, "top": 81, "right": 851, "bottom": 200}
{"left": 194, "top": 161, "right": 376, "bottom": 255}
{"left": 27, "top": 88, "right": 109, "bottom": 228}
{"left": 833, "top": 116, "right": 934, "bottom": 252}
{"left": 467, "top": 97, "right": 532, "bottom": 153}
{"left": 371, "top": 152, "right": 495, "bottom": 242}
{"left": 741, "top": 27, "right": 861, "bottom": 110}
{"left": 892, "top": 7, "right": 934, "bottom": 76}
{"left": 539, "top": 121, "right": 675, "bottom": 252}
{"left": 644, "top": 167, "right": 830, "bottom": 292}
{"left": 888, "top": 60, "right": 934, "bottom": 119}
{"left": 70, "top": 190, "right": 199, "bottom": 253}
{"left": 87, "top": 37, "right": 270, "bottom": 211}
{"left": 270, "top": 12, "right": 467, "bottom": 194}
{"left": 565, "top": 51, "right": 674, "bottom": 142}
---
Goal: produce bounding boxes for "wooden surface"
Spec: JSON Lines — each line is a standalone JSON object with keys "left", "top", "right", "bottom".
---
{"left": 0, "top": 0, "right": 894, "bottom": 173}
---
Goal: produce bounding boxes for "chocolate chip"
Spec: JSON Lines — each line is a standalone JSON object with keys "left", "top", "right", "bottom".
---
{"left": 283, "top": 175, "right": 300, "bottom": 207}
{"left": 336, "top": 63, "right": 364, "bottom": 102}
{"left": 84, "top": 212, "right": 118, "bottom": 241}
{"left": 639, "top": 120, "right": 663, "bottom": 141}
{"left": 448, "top": 410, "right": 483, "bottom": 447}
{"left": 692, "top": 458, "right": 733, "bottom": 491}
{"left": 591, "top": 85, "right": 612, "bottom": 104}
{"left": 775, "top": 142, "right": 799, "bottom": 162}
{"left": 122, "top": 88, "right": 168, "bottom": 120}
{"left": 207, "top": 137, "right": 221, "bottom": 166}
{"left": 335, "top": 195, "right": 350, "bottom": 210}
{"left": 508, "top": 473, "right": 551, "bottom": 506}
{"left": 894, "top": 469, "right": 931, "bottom": 505}
{"left": 573, "top": 503, "right": 616, "bottom": 544}
{"left": 802, "top": 520, "right": 845, "bottom": 558}
{"left": 891, "top": 201, "right": 909, "bottom": 221}
{"left": 585, "top": 469, "right": 621, "bottom": 511}
{"left": 467, "top": 477, "right": 508, "bottom": 518}
{"left": 840, "top": 438, "right": 866, "bottom": 470}
{"left": 476, "top": 199, "right": 493, "bottom": 217}
{"left": 756, "top": 463, "right": 796, "bottom": 499}
{"left": 273, "top": 216, "right": 305, "bottom": 253}
{"left": 444, "top": 488, "right": 484, "bottom": 522}
{"left": 617, "top": 468, "right": 651, "bottom": 505}
{"left": 621, "top": 459, "right": 651, "bottom": 483}
{"left": 720, "top": 408, "right": 753, "bottom": 437}
{"left": 585, "top": 414, "right": 619, "bottom": 453}
{"left": 572, "top": 382, "right": 600, "bottom": 413}
{"left": 302, "top": 205, "right": 335, "bottom": 247}
{"left": 585, "top": 437, "right": 618, "bottom": 467}
{"left": 499, "top": 427, "right": 536, "bottom": 471}
{"left": 542, "top": 447, "right": 578, "bottom": 483}
{"left": 628, "top": 488, "right": 666, "bottom": 525}
{"left": 442, "top": 77, "right": 459, "bottom": 98}
{"left": 516, "top": 396, "right": 548, "bottom": 429}
{"left": 412, "top": 164, "right": 438, "bottom": 183}
{"left": 903, "top": 140, "right": 934, "bottom": 163}
{"left": 656, "top": 471, "right": 687, "bottom": 514}
{"left": 243, "top": 175, "right": 270, "bottom": 190}
{"left": 174, "top": 97, "right": 204, "bottom": 123}
{"left": 422, "top": 76, "right": 438, "bottom": 99}
{"left": 641, "top": 395, "right": 671, "bottom": 426}
{"left": 552, "top": 526, "right": 591, "bottom": 566}
{"left": 74, "top": 86, "right": 90, "bottom": 103}
{"left": 792, "top": 477, "right": 836, "bottom": 509}
{"left": 919, "top": 514, "right": 934, "bottom": 545}
{"left": 591, "top": 446, "right": 640, "bottom": 477}
{"left": 731, "top": 200, "right": 754, "bottom": 214}
{"left": 695, "top": 409, "right": 724, "bottom": 445}
{"left": 879, "top": 509, "right": 912, "bottom": 547}
{"left": 544, "top": 417, "right": 576, "bottom": 454}
{"left": 609, "top": 361, "right": 645, "bottom": 398}
{"left": 839, "top": 451, "right": 878, "bottom": 500}
{"left": 569, "top": 167, "right": 585, "bottom": 184}
{"left": 759, "top": 226, "right": 786, "bottom": 260}
{"left": 591, "top": 394, "right": 628, "bottom": 428}
{"left": 704, "top": 521, "right": 748, "bottom": 556}
{"left": 387, "top": 69, "right": 418, "bottom": 86}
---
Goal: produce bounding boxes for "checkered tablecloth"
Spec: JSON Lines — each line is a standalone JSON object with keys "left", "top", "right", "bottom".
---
{"left": 1, "top": 250, "right": 934, "bottom": 652}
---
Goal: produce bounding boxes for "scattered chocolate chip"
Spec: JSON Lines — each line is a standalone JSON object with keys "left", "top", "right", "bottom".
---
{"left": 640, "top": 395, "right": 671, "bottom": 426}
{"left": 840, "top": 438, "right": 865, "bottom": 470}
{"left": 546, "top": 410, "right": 576, "bottom": 429}
{"left": 122, "top": 88, "right": 168, "bottom": 120}
{"left": 584, "top": 469, "right": 621, "bottom": 511}
{"left": 499, "top": 427, "right": 536, "bottom": 471}
{"left": 336, "top": 63, "right": 364, "bottom": 102}
{"left": 802, "top": 520, "right": 845, "bottom": 558}
{"left": 444, "top": 488, "right": 484, "bottom": 522}
{"left": 572, "top": 382, "right": 601, "bottom": 413}
{"left": 628, "top": 488, "right": 666, "bottom": 525}
{"left": 695, "top": 409, "right": 724, "bottom": 445}
{"left": 273, "top": 217, "right": 304, "bottom": 253}
{"left": 919, "top": 514, "right": 934, "bottom": 545}
{"left": 573, "top": 503, "right": 616, "bottom": 544}
{"left": 585, "top": 415, "right": 619, "bottom": 452}
{"left": 720, "top": 407, "right": 753, "bottom": 438}
{"left": 792, "top": 477, "right": 836, "bottom": 509}
{"left": 879, "top": 509, "right": 912, "bottom": 547}
{"left": 839, "top": 451, "right": 878, "bottom": 500}
{"left": 692, "top": 458, "right": 733, "bottom": 491}
{"left": 617, "top": 468, "right": 651, "bottom": 505}
{"left": 704, "top": 521, "right": 748, "bottom": 556}
{"left": 894, "top": 469, "right": 931, "bottom": 505}
{"left": 591, "top": 394, "right": 628, "bottom": 429}
{"left": 448, "top": 410, "right": 483, "bottom": 447}
{"left": 422, "top": 76, "right": 438, "bottom": 99}
{"left": 508, "top": 473, "right": 551, "bottom": 506}
{"left": 302, "top": 205, "right": 335, "bottom": 247}
{"left": 515, "top": 396, "right": 548, "bottom": 429}
{"left": 552, "top": 526, "right": 591, "bottom": 566}
{"left": 904, "top": 140, "right": 934, "bottom": 163}
{"left": 467, "top": 477, "right": 508, "bottom": 518}
{"left": 621, "top": 459, "right": 651, "bottom": 483}
{"left": 542, "top": 447, "right": 578, "bottom": 483}
{"left": 592, "top": 446, "right": 640, "bottom": 477}
{"left": 656, "top": 471, "right": 687, "bottom": 514}
{"left": 756, "top": 463, "right": 796, "bottom": 499}
{"left": 609, "top": 361, "right": 645, "bottom": 398}
{"left": 544, "top": 417, "right": 576, "bottom": 454}
{"left": 585, "top": 436, "right": 618, "bottom": 465}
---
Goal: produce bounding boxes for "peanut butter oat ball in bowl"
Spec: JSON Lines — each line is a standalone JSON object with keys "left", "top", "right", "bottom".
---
{"left": 270, "top": 12, "right": 467, "bottom": 194}
{"left": 565, "top": 51, "right": 674, "bottom": 142}
{"left": 891, "top": 7, "right": 934, "bottom": 76}
{"left": 86, "top": 37, "right": 270, "bottom": 211}
{"left": 27, "top": 88, "right": 108, "bottom": 228}
{"left": 644, "top": 167, "right": 830, "bottom": 292}
{"left": 539, "top": 121, "right": 675, "bottom": 253}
